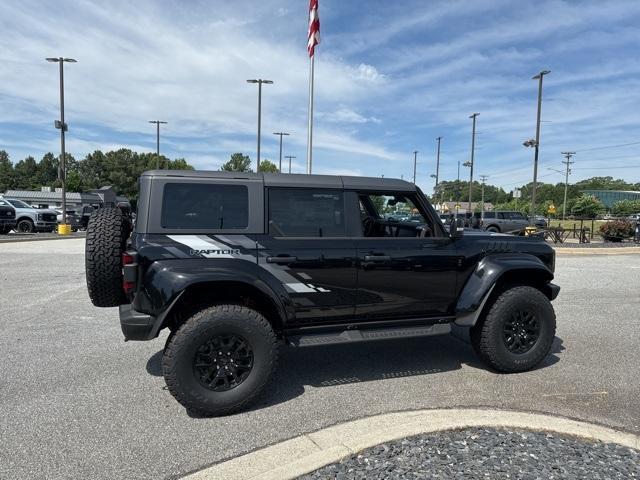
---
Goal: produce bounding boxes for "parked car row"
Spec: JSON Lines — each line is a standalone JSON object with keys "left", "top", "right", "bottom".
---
{"left": 437, "top": 211, "right": 547, "bottom": 234}
{"left": 0, "top": 197, "right": 101, "bottom": 234}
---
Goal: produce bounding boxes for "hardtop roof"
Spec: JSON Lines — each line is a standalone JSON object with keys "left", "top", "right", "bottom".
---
{"left": 142, "top": 170, "right": 417, "bottom": 192}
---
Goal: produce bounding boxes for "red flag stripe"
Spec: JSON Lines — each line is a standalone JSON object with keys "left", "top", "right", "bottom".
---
{"left": 307, "top": 0, "right": 320, "bottom": 57}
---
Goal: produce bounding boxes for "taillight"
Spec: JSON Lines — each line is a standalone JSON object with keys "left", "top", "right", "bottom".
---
{"left": 122, "top": 251, "right": 137, "bottom": 294}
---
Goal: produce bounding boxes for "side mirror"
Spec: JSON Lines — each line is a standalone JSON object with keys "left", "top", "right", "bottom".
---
{"left": 450, "top": 218, "right": 465, "bottom": 239}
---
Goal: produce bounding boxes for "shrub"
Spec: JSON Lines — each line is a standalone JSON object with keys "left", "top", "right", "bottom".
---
{"left": 599, "top": 220, "right": 634, "bottom": 241}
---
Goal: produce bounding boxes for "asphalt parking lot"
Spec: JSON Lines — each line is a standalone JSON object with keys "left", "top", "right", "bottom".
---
{"left": 1, "top": 239, "right": 639, "bottom": 479}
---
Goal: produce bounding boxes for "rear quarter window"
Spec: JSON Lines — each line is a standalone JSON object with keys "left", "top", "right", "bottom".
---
{"left": 161, "top": 183, "right": 248, "bottom": 229}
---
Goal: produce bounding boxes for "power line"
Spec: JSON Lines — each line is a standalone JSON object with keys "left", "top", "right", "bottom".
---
{"left": 575, "top": 140, "right": 640, "bottom": 153}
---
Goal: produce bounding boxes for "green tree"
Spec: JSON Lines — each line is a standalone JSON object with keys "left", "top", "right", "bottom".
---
{"left": 611, "top": 199, "right": 640, "bottom": 216}
{"left": 221, "top": 153, "right": 252, "bottom": 172}
{"left": 0, "top": 150, "right": 16, "bottom": 192}
{"left": 571, "top": 194, "right": 605, "bottom": 218}
{"left": 36, "top": 152, "right": 59, "bottom": 186}
{"left": 14, "top": 156, "right": 39, "bottom": 189}
{"left": 257, "top": 159, "right": 279, "bottom": 173}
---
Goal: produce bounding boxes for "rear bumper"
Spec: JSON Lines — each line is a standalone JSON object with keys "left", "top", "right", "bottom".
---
{"left": 119, "top": 304, "right": 156, "bottom": 341}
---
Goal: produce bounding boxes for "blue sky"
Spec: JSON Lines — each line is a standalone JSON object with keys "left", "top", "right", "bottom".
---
{"left": 1, "top": 0, "right": 639, "bottom": 192}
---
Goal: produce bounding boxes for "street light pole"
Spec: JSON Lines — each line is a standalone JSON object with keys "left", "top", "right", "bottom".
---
{"left": 435, "top": 136, "right": 441, "bottom": 190}
{"left": 46, "top": 56, "right": 76, "bottom": 229}
{"left": 412, "top": 150, "right": 418, "bottom": 184}
{"left": 148, "top": 120, "right": 167, "bottom": 169}
{"left": 530, "top": 70, "right": 551, "bottom": 219}
{"left": 247, "top": 79, "right": 273, "bottom": 171}
{"left": 273, "top": 132, "right": 290, "bottom": 172}
{"left": 285, "top": 155, "right": 296, "bottom": 174}
{"left": 468, "top": 113, "right": 479, "bottom": 213}
{"left": 561, "top": 151, "right": 575, "bottom": 221}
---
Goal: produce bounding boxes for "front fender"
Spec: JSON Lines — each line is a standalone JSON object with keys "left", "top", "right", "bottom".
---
{"left": 133, "top": 258, "right": 291, "bottom": 323}
{"left": 454, "top": 253, "right": 554, "bottom": 326}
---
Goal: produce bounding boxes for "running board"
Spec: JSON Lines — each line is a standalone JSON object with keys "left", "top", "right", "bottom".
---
{"left": 287, "top": 323, "right": 451, "bottom": 347}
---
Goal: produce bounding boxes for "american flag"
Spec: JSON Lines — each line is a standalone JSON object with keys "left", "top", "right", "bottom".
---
{"left": 307, "top": 0, "right": 320, "bottom": 57}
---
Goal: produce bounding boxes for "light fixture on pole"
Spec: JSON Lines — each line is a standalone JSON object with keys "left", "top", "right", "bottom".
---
{"left": 247, "top": 79, "right": 273, "bottom": 171}
{"left": 468, "top": 113, "right": 479, "bottom": 213}
{"left": 148, "top": 120, "right": 167, "bottom": 169}
{"left": 284, "top": 155, "right": 296, "bottom": 174}
{"left": 273, "top": 132, "right": 290, "bottom": 172}
{"left": 526, "top": 69, "right": 551, "bottom": 220}
{"left": 46, "top": 56, "right": 76, "bottom": 232}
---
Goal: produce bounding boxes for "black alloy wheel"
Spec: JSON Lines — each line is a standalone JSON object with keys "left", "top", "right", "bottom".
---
{"left": 503, "top": 309, "right": 540, "bottom": 354}
{"left": 193, "top": 335, "right": 254, "bottom": 392}
{"left": 17, "top": 220, "right": 34, "bottom": 233}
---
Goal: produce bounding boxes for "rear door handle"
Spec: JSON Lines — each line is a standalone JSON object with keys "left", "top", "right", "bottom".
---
{"left": 364, "top": 255, "right": 391, "bottom": 262}
{"left": 267, "top": 255, "right": 298, "bottom": 264}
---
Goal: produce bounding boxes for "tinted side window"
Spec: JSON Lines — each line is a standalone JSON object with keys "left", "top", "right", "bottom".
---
{"left": 161, "top": 183, "right": 248, "bottom": 229}
{"left": 269, "top": 189, "right": 345, "bottom": 237}
{"left": 498, "top": 212, "right": 507, "bottom": 219}
{"left": 484, "top": 212, "right": 495, "bottom": 219}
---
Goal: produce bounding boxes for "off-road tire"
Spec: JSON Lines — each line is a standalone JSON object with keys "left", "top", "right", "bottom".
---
{"left": 0, "top": 226, "right": 11, "bottom": 234}
{"left": 85, "top": 208, "right": 130, "bottom": 307}
{"left": 162, "top": 305, "right": 278, "bottom": 416}
{"left": 16, "top": 219, "right": 34, "bottom": 233}
{"left": 470, "top": 285, "right": 555, "bottom": 373}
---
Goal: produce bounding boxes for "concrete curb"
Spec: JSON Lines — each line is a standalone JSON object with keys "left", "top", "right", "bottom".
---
{"left": 554, "top": 246, "right": 640, "bottom": 255}
{"left": 181, "top": 408, "right": 640, "bottom": 480}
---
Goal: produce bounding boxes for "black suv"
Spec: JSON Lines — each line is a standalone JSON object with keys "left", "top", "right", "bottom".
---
{"left": 85, "top": 171, "right": 560, "bottom": 416}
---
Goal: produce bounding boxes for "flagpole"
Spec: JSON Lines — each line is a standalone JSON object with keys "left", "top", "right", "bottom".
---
{"left": 306, "top": 55, "right": 315, "bottom": 174}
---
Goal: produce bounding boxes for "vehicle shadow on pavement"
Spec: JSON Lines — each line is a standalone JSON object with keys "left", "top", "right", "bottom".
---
{"left": 145, "top": 334, "right": 564, "bottom": 415}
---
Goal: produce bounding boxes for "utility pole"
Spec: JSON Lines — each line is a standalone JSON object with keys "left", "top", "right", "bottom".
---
{"left": 479, "top": 174, "right": 489, "bottom": 218}
{"left": 467, "top": 113, "right": 479, "bottom": 213}
{"left": 561, "top": 152, "right": 575, "bottom": 221}
{"left": 273, "top": 132, "right": 289, "bottom": 172}
{"left": 456, "top": 160, "right": 461, "bottom": 217}
{"left": 529, "top": 70, "right": 551, "bottom": 220}
{"left": 148, "top": 120, "right": 167, "bottom": 169}
{"left": 434, "top": 136, "right": 441, "bottom": 190}
{"left": 284, "top": 155, "right": 296, "bottom": 174}
{"left": 246, "top": 79, "right": 273, "bottom": 171}
{"left": 46, "top": 56, "right": 76, "bottom": 231}
{"left": 412, "top": 150, "right": 418, "bottom": 184}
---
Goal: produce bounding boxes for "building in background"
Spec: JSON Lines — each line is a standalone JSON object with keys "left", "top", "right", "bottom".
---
{"left": 582, "top": 190, "right": 640, "bottom": 209}
{"left": 1, "top": 186, "right": 129, "bottom": 210}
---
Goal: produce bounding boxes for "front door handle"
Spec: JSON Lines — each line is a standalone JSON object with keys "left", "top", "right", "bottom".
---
{"left": 267, "top": 255, "right": 298, "bottom": 264}
{"left": 363, "top": 255, "right": 391, "bottom": 262}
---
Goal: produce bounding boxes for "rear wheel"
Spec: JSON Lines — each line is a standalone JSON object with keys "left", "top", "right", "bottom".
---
{"left": 162, "top": 305, "right": 278, "bottom": 416}
{"left": 470, "top": 285, "right": 555, "bottom": 373}
{"left": 0, "top": 226, "right": 11, "bottom": 234}
{"left": 486, "top": 225, "right": 500, "bottom": 233}
{"left": 85, "top": 208, "right": 130, "bottom": 307}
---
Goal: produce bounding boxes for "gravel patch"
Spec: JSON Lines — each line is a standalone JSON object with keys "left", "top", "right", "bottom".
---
{"left": 300, "top": 427, "right": 640, "bottom": 479}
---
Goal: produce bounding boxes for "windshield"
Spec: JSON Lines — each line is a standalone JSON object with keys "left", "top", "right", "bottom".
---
{"left": 7, "top": 199, "right": 32, "bottom": 209}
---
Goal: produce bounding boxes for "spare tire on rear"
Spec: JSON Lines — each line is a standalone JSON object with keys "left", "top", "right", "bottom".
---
{"left": 85, "top": 208, "right": 130, "bottom": 307}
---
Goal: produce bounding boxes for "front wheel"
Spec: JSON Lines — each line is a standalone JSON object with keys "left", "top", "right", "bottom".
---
{"left": 162, "top": 305, "right": 278, "bottom": 416}
{"left": 16, "top": 219, "right": 34, "bottom": 233}
{"left": 470, "top": 285, "right": 556, "bottom": 373}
